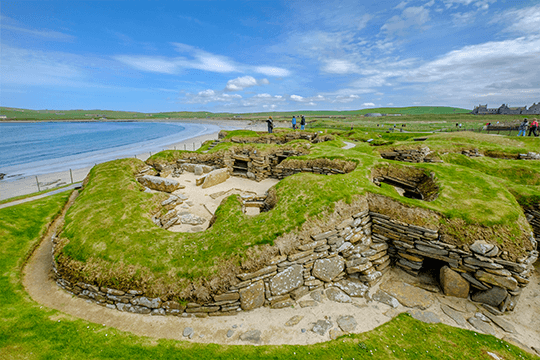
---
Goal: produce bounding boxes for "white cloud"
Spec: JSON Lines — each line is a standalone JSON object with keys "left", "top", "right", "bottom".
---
{"left": 290, "top": 95, "right": 304, "bottom": 102}
{"left": 0, "top": 16, "right": 75, "bottom": 41}
{"left": 184, "top": 89, "right": 242, "bottom": 104}
{"left": 115, "top": 43, "right": 290, "bottom": 76}
{"left": 113, "top": 56, "right": 179, "bottom": 74}
{"left": 333, "top": 94, "right": 360, "bottom": 103}
{"left": 452, "top": 11, "right": 478, "bottom": 27}
{"left": 442, "top": 0, "right": 496, "bottom": 10}
{"left": 322, "top": 59, "right": 360, "bottom": 74}
{"left": 254, "top": 66, "right": 291, "bottom": 77}
{"left": 363, "top": 102, "right": 376, "bottom": 107}
{"left": 493, "top": 4, "right": 540, "bottom": 35}
{"left": 395, "top": 1, "right": 409, "bottom": 10}
{"left": 381, "top": 6, "right": 431, "bottom": 37}
{"left": 225, "top": 76, "right": 258, "bottom": 91}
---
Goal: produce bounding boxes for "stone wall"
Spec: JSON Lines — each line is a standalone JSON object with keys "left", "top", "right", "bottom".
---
{"left": 379, "top": 147, "right": 440, "bottom": 163}
{"left": 370, "top": 212, "right": 538, "bottom": 314}
{"left": 52, "top": 196, "right": 538, "bottom": 318}
{"left": 53, "top": 211, "right": 386, "bottom": 317}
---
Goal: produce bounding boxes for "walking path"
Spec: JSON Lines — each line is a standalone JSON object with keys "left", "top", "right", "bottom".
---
{"left": 342, "top": 141, "right": 356, "bottom": 150}
{"left": 0, "top": 182, "right": 81, "bottom": 210}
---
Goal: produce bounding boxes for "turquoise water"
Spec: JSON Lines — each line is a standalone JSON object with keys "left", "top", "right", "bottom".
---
{"left": 0, "top": 121, "right": 220, "bottom": 179}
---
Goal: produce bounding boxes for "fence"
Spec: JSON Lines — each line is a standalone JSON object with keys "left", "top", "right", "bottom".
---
{"left": 0, "top": 141, "right": 205, "bottom": 201}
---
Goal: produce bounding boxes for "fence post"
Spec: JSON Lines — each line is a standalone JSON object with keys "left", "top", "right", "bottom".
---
{"left": 70, "top": 169, "right": 73, "bottom": 184}
{"left": 193, "top": 142, "right": 195, "bottom": 150}
{"left": 184, "top": 144, "right": 186, "bottom": 150}
{"left": 36, "top": 176, "right": 41, "bottom": 192}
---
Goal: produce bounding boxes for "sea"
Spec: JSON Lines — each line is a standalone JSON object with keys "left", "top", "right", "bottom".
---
{"left": 0, "top": 121, "right": 222, "bottom": 180}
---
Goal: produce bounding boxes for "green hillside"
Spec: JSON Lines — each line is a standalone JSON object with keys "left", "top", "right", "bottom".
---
{"left": 0, "top": 106, "right": 471, "bottom": 121}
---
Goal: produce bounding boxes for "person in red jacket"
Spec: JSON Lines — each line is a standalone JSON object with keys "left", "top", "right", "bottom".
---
{"left": 528, "top": 118, "right": 539, "bottom": 137}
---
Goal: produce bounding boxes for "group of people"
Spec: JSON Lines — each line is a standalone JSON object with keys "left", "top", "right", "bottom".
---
{"left": 518, "top": 118, "right": 539, "bottom": 137}
{"left": 266, "top": 115, "right": 306, "bottom": 133}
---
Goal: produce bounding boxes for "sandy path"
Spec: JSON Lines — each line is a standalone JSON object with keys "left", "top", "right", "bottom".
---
{"left": 22, "top": 203, "right": 540, "bottom": 351}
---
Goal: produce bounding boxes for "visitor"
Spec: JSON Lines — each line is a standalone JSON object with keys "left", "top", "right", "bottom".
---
{"left": 300, "top": 115, "right": 306, "bottom": 130}
{"left": 528, "top": 118, "right": 539, "bottom": 137}
{"left": 266, "top": 116, "right": 274, "bottom": 134}
{"left": 517, "top": 119, "right": 528, "bottom": 136}
{"left": 292, "top": 116, "right": 297, "bottom": 130}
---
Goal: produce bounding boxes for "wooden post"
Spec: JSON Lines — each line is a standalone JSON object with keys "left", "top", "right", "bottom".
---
{"left": 36, "top": 176, "right": 41, "bottom": 192}
{"left": 193, "top": 142, "right": 195, "bottom": 150}
{"left": 184, "top": 144, "right": 186, "bottom": 150}
{"left": 70, "top": 169, "right": 73, "bottom": 184}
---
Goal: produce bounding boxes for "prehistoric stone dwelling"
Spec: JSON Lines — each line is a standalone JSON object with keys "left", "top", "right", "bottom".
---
{"left": 471, "top": 102, "right": 540, "bottom": 115}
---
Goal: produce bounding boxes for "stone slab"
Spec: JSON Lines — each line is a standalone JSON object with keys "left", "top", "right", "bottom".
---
{"left": 380, "top": 280, "right": 434, "bottom": 310}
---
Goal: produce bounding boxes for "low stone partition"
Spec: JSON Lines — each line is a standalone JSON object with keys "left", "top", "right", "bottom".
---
{"left": 379, "top": 147, "right": 440, "bottom": 163}
{"left": 525, "top": 206, "right": 540, "bottom": 247}
{"left": 518, "top": 152, "right": 540, "bottom": 160}
{"left": 218, "top": 130, "right": 333, "bottom": 145}
{"left": 370, "top": 212, "right": 538, "bottom": 314}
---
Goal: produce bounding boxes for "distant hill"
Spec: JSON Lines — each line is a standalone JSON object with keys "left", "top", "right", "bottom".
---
{"left": 0, "top": 106, "right": 471, "bottom": 121}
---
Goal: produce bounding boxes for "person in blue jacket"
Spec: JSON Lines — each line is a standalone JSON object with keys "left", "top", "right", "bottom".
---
{"left": 292, "top": 116, "right": 297, "bottom": 130}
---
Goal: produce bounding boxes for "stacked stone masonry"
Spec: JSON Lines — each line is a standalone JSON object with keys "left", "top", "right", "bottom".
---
{"left": 53, "top": 200, "right": 538, "bottom": 317}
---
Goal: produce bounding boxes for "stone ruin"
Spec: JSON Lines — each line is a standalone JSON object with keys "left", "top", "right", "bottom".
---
{"left": 50, "top": 144, "right": 539, "bottom": 319}
{"left": 52, "top": 190, "right": 538, "bottom": 319}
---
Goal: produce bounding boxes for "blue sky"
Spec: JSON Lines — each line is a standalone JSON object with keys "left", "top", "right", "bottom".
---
{"left": 1, "top": 0, "right": 539, "bottom": 113}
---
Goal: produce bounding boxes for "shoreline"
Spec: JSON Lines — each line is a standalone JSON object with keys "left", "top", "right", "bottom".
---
{"left": 0, "top": 120, "right": 267, "bottom": 201}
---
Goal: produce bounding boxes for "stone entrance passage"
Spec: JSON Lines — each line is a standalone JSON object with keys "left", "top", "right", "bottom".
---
{"left": 233, "top": 159, "right": 249, "bottom": 175}
{"left": 372, "top": 164, "right": 439, "bottom": 202}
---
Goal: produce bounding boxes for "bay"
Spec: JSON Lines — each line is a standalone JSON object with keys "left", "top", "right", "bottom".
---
{"left": 0, "top": 121, "right": 220, "bottom": 179}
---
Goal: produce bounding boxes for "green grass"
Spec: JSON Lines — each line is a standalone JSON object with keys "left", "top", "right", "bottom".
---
{"left": 1, "top": 106, "right": 471, "bottom": 121}
{"left": 0, "top": 194, "right": 537, "bottom": 359}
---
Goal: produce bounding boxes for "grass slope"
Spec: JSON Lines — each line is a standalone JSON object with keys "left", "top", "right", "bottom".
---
{"left": 0, "top": 193, "right": 536, "bottom": 359}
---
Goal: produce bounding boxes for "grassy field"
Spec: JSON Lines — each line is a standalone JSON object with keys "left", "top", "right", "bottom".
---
{"left": 1, "top": 106, "right": 471, "bottom": 121}
{"left": 0, "top": 193, "right": 537, "bottom": 359}
{"left": 52, "top": 128, "right": 538, "bottom": 298}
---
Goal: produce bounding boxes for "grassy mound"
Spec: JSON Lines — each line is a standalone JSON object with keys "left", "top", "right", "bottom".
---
{"left": 53, "top": 130, "right": 537, "bottom": 298}
{"left": 0, "top": 195, "right": 537, "bottom": 359}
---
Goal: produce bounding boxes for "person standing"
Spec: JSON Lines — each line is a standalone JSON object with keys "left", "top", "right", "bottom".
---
{"left": 528, "top": 118, "right": 539, "bottom": 137}
{"left": 300, "top": 115, "right": 306, "bottom": 130}
{"left": 292, "top": 116, "right": 297, "bottom": 130}
{"left": 266, "top": 116, "right": 274, "bottom": 133}
{"left": 518, "top": 118, "right": 528, "bottom": 136}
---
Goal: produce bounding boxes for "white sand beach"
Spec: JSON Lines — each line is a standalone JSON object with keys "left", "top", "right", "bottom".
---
{"left": 0, "top": 119, "right": 268, "bottom": 201}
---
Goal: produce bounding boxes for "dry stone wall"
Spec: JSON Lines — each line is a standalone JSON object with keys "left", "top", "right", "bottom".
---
{"left": 53, "top": 211, "right": 387, "bottom": 317}
{"left": 370, "top": 211, "right": 538, "bottom": 314}
{"left": 53, "top": 205, "right": 538, "bottom": 317}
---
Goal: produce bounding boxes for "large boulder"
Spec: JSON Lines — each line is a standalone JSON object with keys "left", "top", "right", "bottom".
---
{"left": 440, "top": 266, "right": 470, "bottom": 298}
{"left": 239, "top": 280, "right": 265, "bottom": 310}
{"left": 137, "top": 175, "right": 184, "bottom": 193}
{"left": 269, "top": 265, "right": 304, "bottom": 296}
{"left": 201, "top": 168, "right": 230, "bottom": 189}
{"left": 379, "top": 280, "right": 434, "bottom": 310}
{"left": 312, "top": 257, "right": 345, "bottom": 282}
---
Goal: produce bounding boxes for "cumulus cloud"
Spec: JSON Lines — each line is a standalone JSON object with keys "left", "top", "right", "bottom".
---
{"left": 224, "top": 76, "right": 269, "bottom": 91}
{"left": 363, "top": 102, "right": 376, "bottom": 107}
